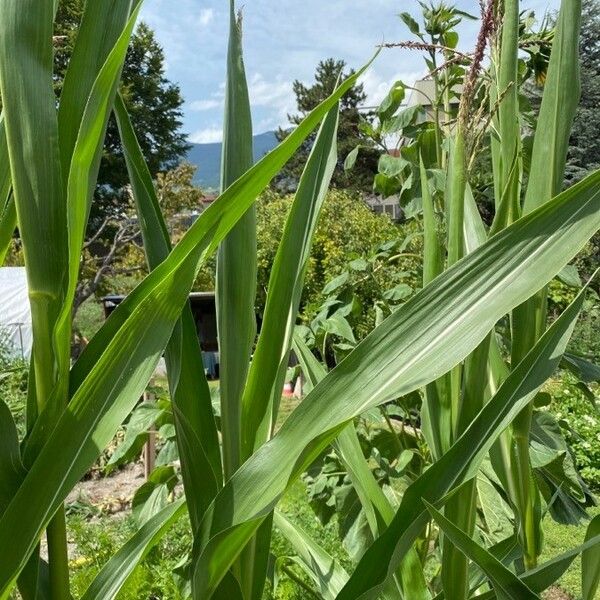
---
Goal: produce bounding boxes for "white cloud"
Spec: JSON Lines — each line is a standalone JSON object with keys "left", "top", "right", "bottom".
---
{"left": 198, "top": 8, "right": 214, "bottom": 26}
{"left": 189, "top": 99, "right": 222, "bottom": 111}
{"left": 248, "top": 73, "right": 294, "bottom": 130}
{"left": 190, "top": 126, "right": 223, "bottom": 144}
{"left": 359, "top": 69, "right": 424, "bottom": 107}
{"left": 249, "top": 73, "right": 291, "bottom": 106}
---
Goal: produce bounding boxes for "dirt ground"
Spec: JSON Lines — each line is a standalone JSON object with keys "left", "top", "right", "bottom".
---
{"left": 543, "top": 587, "right": 572, "bottom": 600}
{"left": 66, "top": 462, "right": 146, "bottom": 515}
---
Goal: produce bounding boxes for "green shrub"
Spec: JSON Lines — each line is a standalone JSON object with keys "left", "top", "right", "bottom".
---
{"left": 548, "top": 373, "right": 600, "bottom": 491}
{"left": 0, "top": 336, "right": 27, "bottom": 438}
{"left": 68, "top": 513, "right": 191, "bottom": 599}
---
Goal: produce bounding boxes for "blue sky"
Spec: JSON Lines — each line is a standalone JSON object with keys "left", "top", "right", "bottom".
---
{"left": 139, "top": 0, "right": 560, "bottom": 144}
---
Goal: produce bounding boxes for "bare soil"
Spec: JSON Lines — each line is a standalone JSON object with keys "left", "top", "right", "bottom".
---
{"left": 66, "top": 462, "right": 145, "bottom": 515}
{"left": 543, "top": 587, "right": 573, "bottom": 600}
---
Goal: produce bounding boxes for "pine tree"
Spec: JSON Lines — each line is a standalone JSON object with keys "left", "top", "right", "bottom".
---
{"left": 274, "top": 58, "right": 377, "bottom": 192}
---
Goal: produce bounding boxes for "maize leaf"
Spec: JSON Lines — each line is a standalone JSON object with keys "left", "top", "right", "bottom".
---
{"left": 114, "top": 93, "right": 222, "bottom": 528}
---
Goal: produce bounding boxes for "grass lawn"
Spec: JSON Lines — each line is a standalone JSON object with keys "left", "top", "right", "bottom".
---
{"left": 540, "top": 505, "right": 600, "bottom": 600}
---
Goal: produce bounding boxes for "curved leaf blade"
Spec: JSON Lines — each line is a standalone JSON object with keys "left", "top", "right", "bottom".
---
{"left": 424, "top": 500, "right": 539, "bottom": 600}
{"left": 241, "top": 101, "right": 339, "bottom": 456}
{"left": 114, "top": 92, "right": 222, "bottom": 528}
{"left": 274, "top": 511, "right": 349, "bottom": 600}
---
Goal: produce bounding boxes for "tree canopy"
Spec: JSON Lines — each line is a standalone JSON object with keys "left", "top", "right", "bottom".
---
{"left": 274, "top": 58, "right": 378, "bottom": 192}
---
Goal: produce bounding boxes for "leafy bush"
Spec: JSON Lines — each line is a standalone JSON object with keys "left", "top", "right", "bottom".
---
{"left": 257, "top": 190, "right": 420, "bottom": 332}
{"left": 548, "top": 373, "right": 600, "bottom": 491}
{"left": 72, "top": 297, "right": 105, "bottom": 340}
{"left": 68, "top": 513, "right": 191, "bottom": 599}
{"left": 569, "top": 290, "right": 600, "bottom": 359}
{"left": 0, "top": 335, "right": 27, "bottom": 438}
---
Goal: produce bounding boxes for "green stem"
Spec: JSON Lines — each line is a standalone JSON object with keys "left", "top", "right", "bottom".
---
{"left": 47, "top": 508, "right": 70, "bottom": 600}
{"left": 511, "top": 402, "right": 540, "bottom": 569}
{"left": 380, "top": 405, "right": 404, "bottom": 453}
{"left": 281, "top": 565, "right": 320, "bottom": 598}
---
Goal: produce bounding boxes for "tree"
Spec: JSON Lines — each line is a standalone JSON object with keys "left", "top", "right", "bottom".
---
{"left": 54, "top": 1, "right": 191, "bottom": 222}
{"left": 255, "top": 190, "right": 420, "bottom": 336}
{"left": 565, "top": 0, "right": 600, "bottom": 184}
{"left": 274, "top": 59, "right": 378, "bottom": 191}
{"left": 73, "top": 162, "right": 204, "bottom": 316}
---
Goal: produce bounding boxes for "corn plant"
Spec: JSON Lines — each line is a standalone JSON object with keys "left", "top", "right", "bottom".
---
{"left": 0, "top": 0, "right": 599, "bottom": 599}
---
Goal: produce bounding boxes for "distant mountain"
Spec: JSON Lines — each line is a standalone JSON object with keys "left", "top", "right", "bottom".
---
{"left": 186, "top": 131, "right": 278, "bottom": 192}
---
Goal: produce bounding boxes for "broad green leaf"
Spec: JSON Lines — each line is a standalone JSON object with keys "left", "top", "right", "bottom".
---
{"left": 114, "top": 92, "right": 222, "bottom": 528}
{"left": 373, "top": 173, "right": 400, "bottom": 198}
{"left": 424, "top": 500, "right": 539, "bottom": 600}
{"left": 582, "top": 514, "right": 600, "bottom": 600}
{"left": 336, "top": 283, "right": 586, "bottom": 599}
{"left": 217, "top": 1, "right": 257, "bottom": 481}
{"left": 557, "top": 265, "right": 582, "bottom": 288}
{"left": 477, "top": 472, "right": 514, "bottom": 544}
{"left": 192, "top": 171, "right": 600, "bottom": 596}
{"left": 377, "top": 81, "right": 405, "bottom": 121}
{"left": 562, "top": 353, "right": 600, "bottom": 384}
{"left": 529, "top": 411, "right": 568, "bottom": 470}
{"left": 523, "top": 0, "right": 581, "bottom": 214}
{"left": 132, "top": 466, "right": 178, "bottom": 525}
{"left": 240, "top": 102, "right": 339, "bottom": 457}
{"left": 382, "top": 105, "right": 424, "bottom": 135}
{"left": 80, "top": 498, "right": 186, "bottom": 600}
{"left": 323, "top": 272, "right": 350, "bottom": 295}
{"left": 378, "top": 155, "right": 409, "bottom": 178}
{"left": 0, "top": 55, "right": 372, "bottom": 595}
{"left": 0, "top": 0, "right": 68, "bottom": 425}
{"left": 325, "top": 313, "right": 356, "bottom": 344}
{"left": 344, "top": 146, "right": 360, "bottom": 171}
{"left": 273, "top": 511, "right": 349, "bottom": 599}
{"left": 382, "top": 284, "right": 412, "bottom": 302}
{"left": 399, "top": 12, "right": 421, "bottom": 35}
{"left": 105, "top": 402, "right": 163, "bottom": 471}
